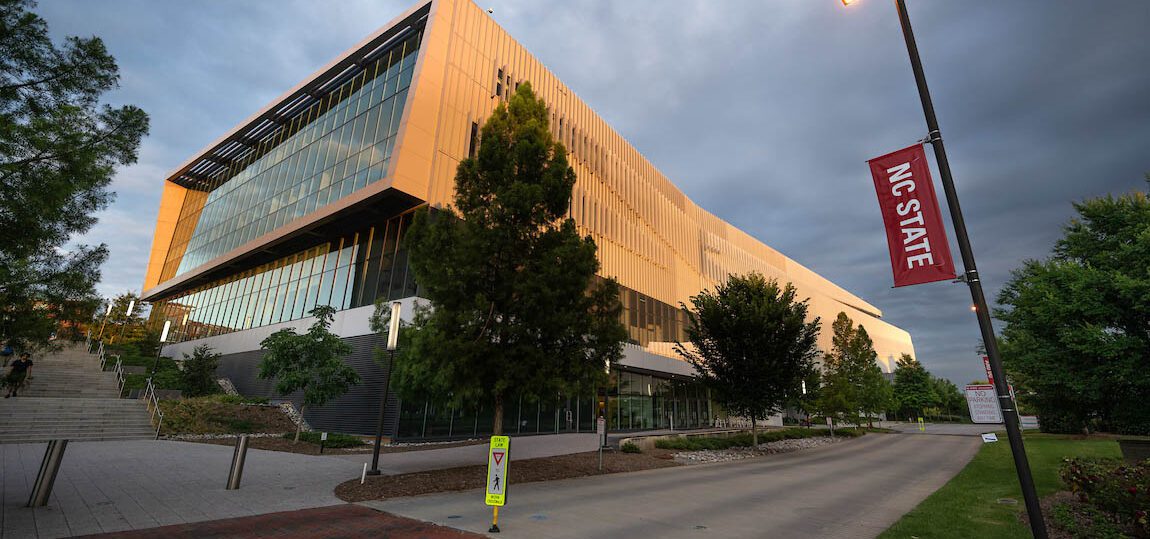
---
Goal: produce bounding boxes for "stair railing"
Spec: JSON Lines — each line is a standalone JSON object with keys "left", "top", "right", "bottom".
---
{"left": 112, "top": 357, "right": 126, "bottom": 398}
{"left": 141, "top": 378, "right": 165, "bottom": 440}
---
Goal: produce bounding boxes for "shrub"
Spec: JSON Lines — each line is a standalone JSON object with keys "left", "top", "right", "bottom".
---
{"left": 212, "top": 394, "right": 269, "bottom": 405}
{"left": 158, "top": 396, "right": 295, "bottom": 435}
{"left": 1060, "top": 457, "right": 1149, "bottom": 536}
{"left": 287, "top": 431, "right": 366, "bottom": 448}
{"left": 620, "top": 442, "right": 642, "bottom": 454}
{"left": 653, "top": 427, "right": 853, "bottom": 451}
{"left": 181, "top": 345, "right": 221, "bottom": 397}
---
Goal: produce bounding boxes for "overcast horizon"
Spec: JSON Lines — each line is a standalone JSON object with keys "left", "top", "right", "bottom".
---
{"left": 40, "top": 0, "right": 1150, "bottom": 385}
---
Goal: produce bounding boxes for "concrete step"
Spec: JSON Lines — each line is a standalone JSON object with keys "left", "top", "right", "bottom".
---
{"left": 0, "top": 433, "right": 156, "bottom": 444}
{"left": 0, "top": 422, "right": 155, "bottom": 434}
{"left": 0, "top": 424, "right": 156, "bottom": 435}
{"left": 0, "top": 419, "right": 153, "bottom": 430}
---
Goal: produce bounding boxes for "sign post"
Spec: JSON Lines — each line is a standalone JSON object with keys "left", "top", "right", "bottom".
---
{"left": 485, "top": 435, "right": 510, "bottom": 533}
{"left": 596, "top": 417, "right": 606, "bottom": 472}
{"left": 965, "top": 384, "right": 1004, "bottom": 424}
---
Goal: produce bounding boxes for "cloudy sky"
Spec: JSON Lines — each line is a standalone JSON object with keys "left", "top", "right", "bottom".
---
{"left": 40, "top": 0, "right": 1150, "bottom": 384}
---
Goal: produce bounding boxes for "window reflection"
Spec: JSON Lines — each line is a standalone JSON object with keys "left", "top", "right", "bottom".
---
{"left": 159, "top": 32, "right": 422, "bottom": 283}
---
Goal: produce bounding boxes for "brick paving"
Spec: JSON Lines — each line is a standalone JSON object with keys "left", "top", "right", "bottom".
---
{"left": 76, "top": 504, "right": 482, "bottom": 538}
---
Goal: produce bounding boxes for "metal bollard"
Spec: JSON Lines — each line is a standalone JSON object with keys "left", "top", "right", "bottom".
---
{"left": 226, "top": 435, "right": 250, "bottom": 490}
{"left": 27, "top": 440, "right": 68, "bottom": 507}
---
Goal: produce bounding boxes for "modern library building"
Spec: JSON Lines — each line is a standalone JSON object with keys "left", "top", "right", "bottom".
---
{"left": 144, "top": 0, "right": 916, "bottom": 438}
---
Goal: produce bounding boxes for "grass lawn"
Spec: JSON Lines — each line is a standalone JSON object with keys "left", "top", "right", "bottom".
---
{"left": 880, "top": 433, "right": 1121, "bottom": 538}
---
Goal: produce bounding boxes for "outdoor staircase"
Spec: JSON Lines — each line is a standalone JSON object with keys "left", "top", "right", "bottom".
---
{"left": 0, "top": 344, "right": 156, "bottom": 443}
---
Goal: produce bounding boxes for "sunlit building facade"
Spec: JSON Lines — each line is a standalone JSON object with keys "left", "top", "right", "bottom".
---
{"left": 144, "top": 0, "right": 915, "bottom": 438}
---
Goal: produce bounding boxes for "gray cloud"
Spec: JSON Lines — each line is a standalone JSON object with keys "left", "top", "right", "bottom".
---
{"left": 40, "top": 0, "right": 1150, "bottom": 384}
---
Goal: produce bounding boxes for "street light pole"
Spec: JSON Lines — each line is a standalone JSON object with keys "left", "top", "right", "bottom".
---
{"left": 891, "top": 1, "right": 1047, "bottom": 535}
{"left": 368, "top": 301, "right": 403, "bottom": 476}
{"left": 95, "top": 301, "right": 113, "bottom": 341}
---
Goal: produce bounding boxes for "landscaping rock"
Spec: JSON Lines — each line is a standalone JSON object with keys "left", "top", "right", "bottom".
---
{"left": 673, "top": 436, "right": 841, "bottom": 464}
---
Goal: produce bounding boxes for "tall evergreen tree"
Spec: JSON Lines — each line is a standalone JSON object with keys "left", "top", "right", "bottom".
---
{"left": 0, "top": 0, "right": 149, "bottom": 350}
{"left": 893, "top": 353, "right": 937, "bottom": 420}
{"left": 397, "top": 82, "right": 626, "bottom": 435}
{"left": 819, "top": 312, "right": 887, "bottom": 427}
{"left": 676, "top": 273, "right": 821, "bottom": 446}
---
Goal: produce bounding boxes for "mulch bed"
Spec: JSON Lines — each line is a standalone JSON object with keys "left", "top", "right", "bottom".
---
{"left": 186, "top": 436, "right": 485, "bottom": 456}
{"left": 335, "top": 449, "right": 681, "bottom": 502}
{"left": 1030, "top": 490, "right": 1140, "bottom": 539}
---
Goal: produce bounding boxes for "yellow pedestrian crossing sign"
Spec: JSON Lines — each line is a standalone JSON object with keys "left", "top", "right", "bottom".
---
{"left": 485, "top": 436, "right": 510, "bottom": 506}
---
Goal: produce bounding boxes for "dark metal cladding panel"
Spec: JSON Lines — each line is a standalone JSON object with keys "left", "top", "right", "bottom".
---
{"left": 214, "top": 333, "right": 400, "bottom": 436}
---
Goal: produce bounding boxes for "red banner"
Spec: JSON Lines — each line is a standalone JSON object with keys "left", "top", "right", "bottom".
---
{"left": 868, "top": 144, "right": 956, "bottom": 287}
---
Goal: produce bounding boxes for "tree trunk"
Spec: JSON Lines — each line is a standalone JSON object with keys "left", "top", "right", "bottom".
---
{"left": 493, "top": 393, "right": 504, "bottom": 436}
{"left": 751, "top": 415, "right": 758, "bottom": 447}
{"left": 294, "top": 405, "right": 306, "bottom": 443}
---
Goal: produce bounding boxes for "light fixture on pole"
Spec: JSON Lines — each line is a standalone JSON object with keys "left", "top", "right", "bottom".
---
{"left": 96, "top": 301, "right": 113, "bottom": 341}
{"left": 368, "top": 301, "right": 403, "bottom": 476}
{"left": 843, "top": 1, "right": 1046, "bottom": 536}
{"left": 114, "top": 299, "right": 136, "bottom": 344}
{"left": 152, "top": 320, "right": 171, "bottom": 375}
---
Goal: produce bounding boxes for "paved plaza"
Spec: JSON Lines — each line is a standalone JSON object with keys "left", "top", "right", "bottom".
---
{"left": 1, "top": 433, "right": 600, "bottom": 538}
{"left": 1, "top": 439, "right": 359, "bottom": 538}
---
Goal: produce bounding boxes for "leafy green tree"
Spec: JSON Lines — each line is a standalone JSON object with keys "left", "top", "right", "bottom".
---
{"left": 103, "top": 292, "right": 149, "bottom": 348}
{"left": 786, "top": 362, "right": 822, "bottom": 424}
{"left": 928, "top": 375, "right": 966, "bottom": 421}
{"left": 859, "top": 360, "right": 893, "bottom": 428}
{"left": 181, "top": 345, "right": 221, "bottom": 398}
{"left": 996, "top": 183, "right": 1150, "bottom": 435}
{"left": 397, "top": 82, "right": 626, "bottom": 435}
{"left": 676, "top": 273, "right": 821, "bottom": 445}
{"left": 819, "top": 312, "right": 886, "bottom": 427}
{"left": 259, "top": 305, "right": 359, "bottom": 442}
{"left": 893, "top": 353, "right": 937, "bottom": 420}
{"left": 0, "top": 0, "right": 149, "bottom": 351}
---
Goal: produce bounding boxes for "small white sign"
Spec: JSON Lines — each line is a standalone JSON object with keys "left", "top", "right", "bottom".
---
{"left": 965, "top": 385, "right": 1004, "bottom": 424}
{"left": 1020, "top": 415, "right": 1040, "bottom": 430}
{"left": 320, "top": 432, "right": 328, "bottom": 441}
{"left": 596, "top": 417, "right": 606, "bottom": 438}
{"left": 981, "top": 433, "right": 998, "bottom": 443}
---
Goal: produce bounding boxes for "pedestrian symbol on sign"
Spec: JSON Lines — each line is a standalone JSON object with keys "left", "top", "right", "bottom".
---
{"left": 485, "top": 436, "right": 510, "bottom": 507}
{"left": 485, "top": 436, "right": 510, "bottom": 533}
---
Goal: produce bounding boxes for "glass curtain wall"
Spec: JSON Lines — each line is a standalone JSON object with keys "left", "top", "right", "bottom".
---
{"left": 394, "top": 370, "right": 711, "bottom": 439}
{"left": 159, "top": 30, "right": 423, "bottom": 282}
{"left": 151, "top": 211, "right": 417, "bottom": 344}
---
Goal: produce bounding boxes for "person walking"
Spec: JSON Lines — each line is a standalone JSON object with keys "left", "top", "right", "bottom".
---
{"left": 4, "top": 352, "right": 33, "bottom": 398}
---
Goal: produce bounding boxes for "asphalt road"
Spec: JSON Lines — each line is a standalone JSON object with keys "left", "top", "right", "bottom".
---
{"left": 363, "top": 433, "right": 981, "bottom": 539}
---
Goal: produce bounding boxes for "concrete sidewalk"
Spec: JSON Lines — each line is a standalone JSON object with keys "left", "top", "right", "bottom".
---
{"left": 1, "top": 439, "right": 361, "bottom": 539}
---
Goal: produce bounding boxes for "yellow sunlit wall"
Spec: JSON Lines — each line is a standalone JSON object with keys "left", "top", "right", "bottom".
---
{"left": 143, "top": 0, "right": 914, "bottom": 370}
{"left": 389, "top": 0, "right": 914, "bottom": 369}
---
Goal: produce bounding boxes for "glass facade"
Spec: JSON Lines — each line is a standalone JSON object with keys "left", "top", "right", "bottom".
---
{"left": 151, "top": 211, "right": 417, "bottom": 344}
{"left": 618, "top": 288, "right": 687, "bottom": 346}
{"left": 159, "top": 30, "right": 423, "bottom": 282}
{"left": 394, "top": 370, "right": 711, "bottom": 439}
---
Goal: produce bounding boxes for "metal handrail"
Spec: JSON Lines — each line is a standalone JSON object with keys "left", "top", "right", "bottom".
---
{"left": 142, "top": 378, "right": 165, "bottom": 439}
{"left": 112, "top": 357, "right": 126, "bottom": 398}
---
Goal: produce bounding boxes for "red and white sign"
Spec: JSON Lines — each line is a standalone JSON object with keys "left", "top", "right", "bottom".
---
{"left": 965, "top": 384, "right": 1004, "bottom": 424}
{"left": 982, "top": 356, "right": 995, "bottom": 385}
{"left": 868, "top": 144, "right": 957, "bottom": 287}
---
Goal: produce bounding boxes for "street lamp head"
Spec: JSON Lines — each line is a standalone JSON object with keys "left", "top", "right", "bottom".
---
{"left": 386, "top": 301, "right": 402, "bottom": 351}
{"left": 841, "top": 0, "right": 858, "bottom": 5}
